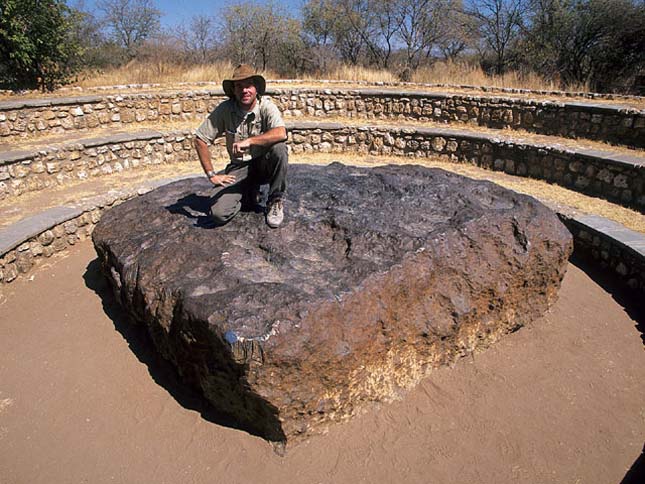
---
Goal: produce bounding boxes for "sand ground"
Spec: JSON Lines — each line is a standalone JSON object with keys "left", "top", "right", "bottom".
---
{"left": 0, "top": 242, "right": 644, "bottom": 484}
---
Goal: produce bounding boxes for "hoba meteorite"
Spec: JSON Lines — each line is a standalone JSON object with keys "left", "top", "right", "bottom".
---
{"left": 92, "top": 163, "right": 572, "bottom": 448}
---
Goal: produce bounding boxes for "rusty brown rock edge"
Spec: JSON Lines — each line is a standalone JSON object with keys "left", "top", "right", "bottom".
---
{"left": 92, "top": 163, "right": 573, "bottom": 450}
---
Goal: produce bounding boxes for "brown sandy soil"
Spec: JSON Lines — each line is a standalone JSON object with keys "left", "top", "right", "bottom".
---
{"left": 0, "top": 241, "right": 643, "bottom": 484}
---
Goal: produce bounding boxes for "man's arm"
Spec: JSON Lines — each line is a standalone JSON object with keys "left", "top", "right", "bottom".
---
{"left": 232, "top": 126, "right": 287, "bottom": 159}
{"left": 194, "top": 137, "right": 236, "bottom": 186}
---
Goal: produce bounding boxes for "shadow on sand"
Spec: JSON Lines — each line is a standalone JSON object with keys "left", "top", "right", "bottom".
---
{"left": 570, "top": 254, "right": 644, "bottom": 345}
{"left": 570, "top": 254, "right": 645, "bottom": 484}
{"left": 81, "top": 242, "right": 644, "bottom": 463}
{"left": 82, "top": 256, "right": 269, "bottom": 442}
{"left": 620, "top": 443, "right": 645, "bottom": 484}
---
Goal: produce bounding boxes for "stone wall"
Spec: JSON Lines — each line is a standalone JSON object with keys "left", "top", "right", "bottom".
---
{"left": 274, "top": 89, "right": 645, "bottom": 148}
{"left": 2, "top": 123, "right": 643, "bottom": 210}
{"left": 1, "top": 89, "right": 643, "bottom": 147}
{"left": 560, "top": 214, "right": 645, "bottom": 292}
{"left": 0, "top": 92, "right": 223, "bottom": 138}
{"left": 286, "top": 123, "right": 645, "bottom": 210}
{"left": 0, "top": 208, "right": 102, "bottom": 284}
{"left": 0, "top": 130, "right": 225, "bottom": 200}
{"left": 1, "top": 124, "right": 644, "bottom": 294}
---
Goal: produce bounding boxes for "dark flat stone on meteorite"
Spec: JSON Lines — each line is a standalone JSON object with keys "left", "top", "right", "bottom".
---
{"left": 92, "top": 163, "right": 572, "bottom": 447}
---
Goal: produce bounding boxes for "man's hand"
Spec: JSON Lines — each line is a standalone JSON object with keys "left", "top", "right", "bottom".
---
{"left": 232, "top": 138, "right": 251, "bottom": 157}
{"left": 209, "top": 173, "right": 236, "bottom": 186}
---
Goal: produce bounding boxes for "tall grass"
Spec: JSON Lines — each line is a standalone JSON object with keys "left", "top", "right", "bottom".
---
{"left": 76, "top": 60, "right": 280, "bottom": 87}
{"left": 74, "top": 59, "right": 585, "bottom": 93}
{"left": 301, "top": 64, "right": 398, "bottom": 83}
{"left": 411, "top": 61, "right": 589, "bottom": 92}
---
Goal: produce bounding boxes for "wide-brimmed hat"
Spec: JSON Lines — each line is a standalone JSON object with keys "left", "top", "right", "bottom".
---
{"left": 222, "top": 64, "right": 266, "bottom": 98}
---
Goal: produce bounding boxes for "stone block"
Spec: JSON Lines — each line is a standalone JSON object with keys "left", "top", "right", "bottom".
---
{"left": 64, "top": 220, "right": 78, "bottom": 234}
{"left": 614, "top": 174, "right": 629, "bottom": 188}
{"left": 30, "top": 242, "right": 44, "bottom": 256}
{"left": 60, "top": 117, "right": 74, "bottom": 129}
{"left": 15, "top": 253, "right": 32, "bottom": 273}
{"left": 52, "top": 225, "right": 65, "bottom": 238}
{"left": 431, "top": 137, "right": 446, "bottom": 152}
{"left": 3, "top": 263, "right": 18, "bottom": 282}
{"left": 39, "top": 230, "right": 55, "bottom": 246}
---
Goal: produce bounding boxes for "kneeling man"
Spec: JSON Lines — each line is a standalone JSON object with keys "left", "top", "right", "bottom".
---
{"left": 194, "top": 64, "right": 288, "bottom": 228}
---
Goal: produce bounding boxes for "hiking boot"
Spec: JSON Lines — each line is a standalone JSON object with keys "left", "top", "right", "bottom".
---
{"left": 266, "top": 199, "right": 284, "bottom": 228}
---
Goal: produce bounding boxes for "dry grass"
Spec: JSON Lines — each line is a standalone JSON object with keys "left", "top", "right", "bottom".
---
{"left": 78, "top": 61, "right": 398, "bottom": 87}
{"left": 72, "top": 60, "right": 576, "bottom": 93}
{"left": 75, "top": 59, "right": 281, "bottom": 88}
{"left": 411, "top": 61, "right": 589, "bottom": 92}
{"left": 301, "top": 64, "right": 398, "bottom": 83}
{"left": 6, "top": 60, "right": 639, "bottom": 108}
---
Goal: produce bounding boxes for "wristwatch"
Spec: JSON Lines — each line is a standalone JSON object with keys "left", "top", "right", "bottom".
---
{"left": 206, "top": 170, "right": 217, "bottom": 178}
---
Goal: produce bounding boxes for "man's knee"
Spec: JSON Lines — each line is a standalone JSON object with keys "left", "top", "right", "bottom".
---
{"left": 210, "top": 198, "right": 240, "bottom": 225}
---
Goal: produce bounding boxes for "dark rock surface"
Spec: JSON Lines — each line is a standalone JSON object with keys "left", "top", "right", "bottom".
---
{"left": 92, "top": 163, "right": 573, "bottom": 448}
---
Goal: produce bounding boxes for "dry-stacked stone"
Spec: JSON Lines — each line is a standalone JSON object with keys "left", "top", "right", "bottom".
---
{"left": 1, "top": 124, "right": 643, "bottom": 209}
{"left": 1, "top": 89, "right": 643, "bottom": 147}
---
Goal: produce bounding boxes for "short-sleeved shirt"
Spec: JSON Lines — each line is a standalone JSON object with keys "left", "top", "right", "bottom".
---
{"left": 195, "top": 97, "right": 285, "bottom": 163}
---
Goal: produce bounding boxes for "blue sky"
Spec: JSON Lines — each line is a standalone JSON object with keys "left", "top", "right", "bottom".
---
{"left": 73, "top": 0, "right": 305, "bottom": 28}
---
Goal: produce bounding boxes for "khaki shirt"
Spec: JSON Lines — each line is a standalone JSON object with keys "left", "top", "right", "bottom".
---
{"left": 195, "top": 97, "right": 285, "bottom": 162}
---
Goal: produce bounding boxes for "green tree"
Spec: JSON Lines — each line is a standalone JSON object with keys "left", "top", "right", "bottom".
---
{"left": 302, "top": 0, "right": 366, "bottom": 67}
{"left": 302, "top": 0, "right": 461, "bottom": 74}
{"left": 176, "top": 15, "right": 218, "bottom": 64}
{"left": 220, "top": 1, "right": 296, "bottom": 72}
{"left": 395, "top": 0, "right": 448, "bottom": 71}
{"left": 0, "top": 0, "right": 84, "bottom": 91}
{"left": 302, "top": 0, "right": 339, "bottom": 71}
{"left": 466, "top": 0, "right": 527, "bottom": 75}
{"left": 275, "top": 18, "right": 310, "bottom": 76}
{"left": 97, "top": 0, "right": 161, "bottom": 60}
{"left": 521, "top": 0, "right": 645, "bottom": 91}
{"left": 436, "top": 0, "right": 478, "bottom": 62}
